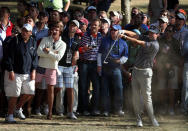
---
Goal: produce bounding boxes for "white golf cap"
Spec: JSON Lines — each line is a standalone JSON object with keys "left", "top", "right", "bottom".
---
{"left": 23, "top": 23, "right": 33, "bottom": 31}
{"left": 159, "top": 16, "right": 169, "bottom": 23}
{"left": 110, "top": 11, "right": 120, "bottom": 19}
{"left": 71, "top": 20, "right": 80, "bottom": 28}
{"left": 101, "top": 18, "right": 111, "bottom": 26}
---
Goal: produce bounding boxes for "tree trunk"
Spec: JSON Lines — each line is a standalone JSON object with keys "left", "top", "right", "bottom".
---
{"left": 121, "top": 0, "right": 131, "bottom": 27}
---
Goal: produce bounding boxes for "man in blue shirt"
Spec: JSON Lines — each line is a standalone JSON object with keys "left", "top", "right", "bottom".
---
{"left": 97, "top": 25, "right": 128, "bottom": 116}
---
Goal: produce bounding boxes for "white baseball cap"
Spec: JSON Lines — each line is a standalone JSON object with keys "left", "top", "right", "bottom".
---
{"left": 71, "top": 20, "right": 80, "bottom": 28}
{"left": 23, "top": 23, "right": 33, "bottom": 31}
{"left": 101, "top": 18, "right": 111, "bottom": 26}
{"left": 110, "top": 11, "right": 120, "bottom": 19}
{"left": 159, "top": 16, "right": 169, "bottom": 23}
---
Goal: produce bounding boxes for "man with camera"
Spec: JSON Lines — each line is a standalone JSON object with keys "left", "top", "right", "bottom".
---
{"left": 78, "top": 18, "right": 102, "bottom": 116}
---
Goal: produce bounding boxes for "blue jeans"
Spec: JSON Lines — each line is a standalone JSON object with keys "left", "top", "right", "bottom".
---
{"left": 182, "top": 63, "right": 188, "bottom": 112}
{"left": 101, "top": 67, "right": 123, "bottom": 112}
{"left": 78, "top": 62, "right": 100, "bottom": 112}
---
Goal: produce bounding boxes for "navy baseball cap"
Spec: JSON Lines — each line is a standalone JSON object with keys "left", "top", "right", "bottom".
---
{"left": 148, "top": 25, "right": 160, "bottom": 34}
{"left": 112, "top": 24, "right": 122, "bottom": 30}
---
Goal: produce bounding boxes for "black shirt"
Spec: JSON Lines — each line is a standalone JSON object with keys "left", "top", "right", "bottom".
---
{"left": 5, "top": 34, "right": 38, "bottom": 74}
{"left": 58, "top": 30, "right": 80, "bottom": 67}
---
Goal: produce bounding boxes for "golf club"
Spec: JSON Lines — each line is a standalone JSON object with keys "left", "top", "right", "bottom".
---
{"left": 103, "top": 31, "right": 122, "bottom": 64}
{"left": 103, "top": 39, "right": 117, "bottom": 64}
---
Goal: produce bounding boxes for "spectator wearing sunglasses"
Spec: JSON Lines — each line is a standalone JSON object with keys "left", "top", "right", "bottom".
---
{"left": 36, "top": 21, "right": 66, "bottom": 120}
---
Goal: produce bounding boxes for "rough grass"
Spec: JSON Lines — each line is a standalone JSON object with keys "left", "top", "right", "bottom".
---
{"left": 0, "top": 113, "right": 188, "bottom": 131}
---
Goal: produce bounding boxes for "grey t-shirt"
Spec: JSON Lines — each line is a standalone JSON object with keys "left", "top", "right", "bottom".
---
{"left": 134, "top": 36, "right": 159, "bottom": 68}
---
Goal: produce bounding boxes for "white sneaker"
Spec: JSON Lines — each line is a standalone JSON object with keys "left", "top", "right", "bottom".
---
{"left": 35, "top": 108, "right": 42, "bottom": 116}
{"left": 5, "top": 115, "right": 16, "bottom": 123}
{"left": 67, "top": 112, "right": 77, "bottom": 120}
{"left": 15, "top": 108, "right": 26, "bottom": 120}
{"left": 137, "top": 120, "right": 143, "bottom": 127}
{"left": 151, "top": 118, "right": 159, "bottom": 127}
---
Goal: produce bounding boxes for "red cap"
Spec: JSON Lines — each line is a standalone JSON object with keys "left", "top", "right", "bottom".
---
{"left": 80, "top": 18, "right": 89, "bottom": 26}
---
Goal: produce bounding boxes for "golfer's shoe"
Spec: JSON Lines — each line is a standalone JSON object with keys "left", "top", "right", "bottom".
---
{"left": 151, "top": 118, "right": 159, "bottom": 127}
{"left": 137, "top": 119, "right": 143, "bottom": 127}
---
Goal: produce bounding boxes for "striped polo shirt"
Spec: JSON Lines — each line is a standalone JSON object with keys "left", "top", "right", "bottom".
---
{"left": 80, "top": 31, "right": 102, "bottom": 61}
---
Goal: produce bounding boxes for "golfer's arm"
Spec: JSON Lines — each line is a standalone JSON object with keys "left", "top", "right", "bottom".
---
{"left": 122, "top": 35, "right": 146, "bottom": 47}
{"left": 123, "top": 30, "right": 139, "bottom": 39}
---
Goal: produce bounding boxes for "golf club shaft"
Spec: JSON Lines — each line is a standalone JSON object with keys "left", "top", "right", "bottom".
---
{"left": 103, "top": 39, "right": 117, "bottom": 64}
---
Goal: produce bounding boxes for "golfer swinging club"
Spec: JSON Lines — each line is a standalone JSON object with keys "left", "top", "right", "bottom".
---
{"left": 97, "top": 25, "right": 128, "bottom": 116}
{"left": 119, "top": 25, "right": 160, "bottom": 127}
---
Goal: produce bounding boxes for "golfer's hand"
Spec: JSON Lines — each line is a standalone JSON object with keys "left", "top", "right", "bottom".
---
{"left": 9, "top": 71, "right": 15, "bottom": 81}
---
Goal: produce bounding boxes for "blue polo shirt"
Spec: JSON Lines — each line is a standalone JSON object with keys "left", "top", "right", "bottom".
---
{"left": 5, "top": 34, "right": 38, "bottom": 74}
{"left": 99, "top": 36, "right": 128, "bottom": 68}
{"left": 32, "top": 24, "right": 49, "bottom": 41}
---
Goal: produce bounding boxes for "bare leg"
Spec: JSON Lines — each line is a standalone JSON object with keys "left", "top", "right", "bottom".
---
{"left": 16, "top": 94, "right": 32, "bottom": 109}
{"left": 67, "top": 88, "right": 74, "bottom": 113}
{"left": 27, "top": 96, "right": 34, "bottom": 117}
{"left": 8, "top": 97, "right": 18, "bottom": 115}
{"left": 47, "top": 85, "right": 54, "bottom": 119}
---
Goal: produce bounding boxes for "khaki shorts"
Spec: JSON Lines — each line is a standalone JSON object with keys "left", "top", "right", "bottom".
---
{"left": 4, "top": 71, "right": 35, "bottom": 97}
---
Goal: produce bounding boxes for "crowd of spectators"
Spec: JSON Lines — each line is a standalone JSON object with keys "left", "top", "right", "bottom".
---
{"left": 0, "top": 0, "right": 187, "bottom": 128}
